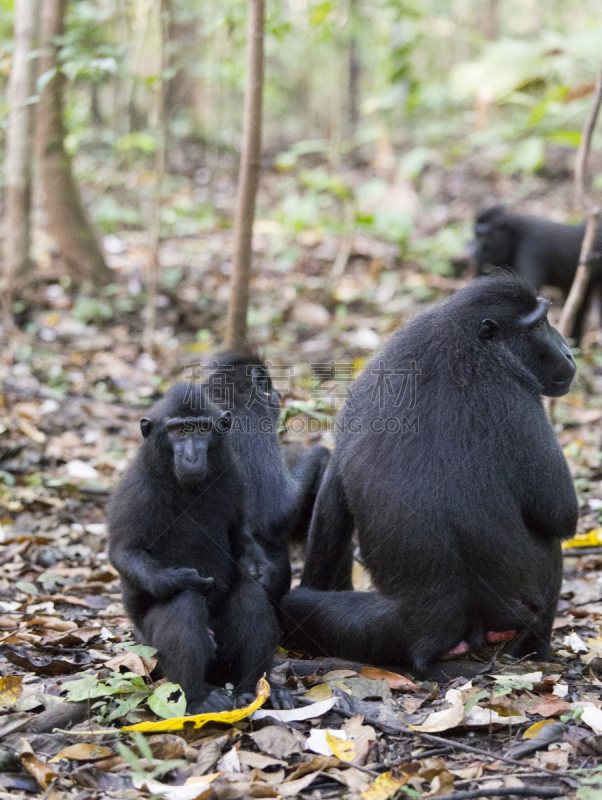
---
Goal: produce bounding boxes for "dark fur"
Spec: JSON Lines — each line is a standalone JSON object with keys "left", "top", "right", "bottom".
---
{"left": 472, "top": 205, "right": 602, "bottom": 341}
{"left": 203, "top": 353, "right": 331, "bottom": 601}
{"left": 108, "top": 384, "right": 279, "bottom": 712}
{"left": 282, "top": 276, "right": 578, "bottom": 676}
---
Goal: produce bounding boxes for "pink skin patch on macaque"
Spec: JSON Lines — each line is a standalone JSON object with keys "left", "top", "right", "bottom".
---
{"left": 440, "top": 641, "right": 470, "bottom": 660}
{"left": 440, "top": 630, "right": 517, "bottom": 660}
{"left": 486, "top": 630, "right": 516, "bottom": 644}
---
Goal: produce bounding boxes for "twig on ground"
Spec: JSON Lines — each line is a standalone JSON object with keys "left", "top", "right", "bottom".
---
{"left": 432, "top": 788, "right": 564, "bottom": 800}
{"left": 558, "top": 57, "right": 602, "bottom": 339}
{"left": 320, "top": 699, "right": 579, "bottom": 787}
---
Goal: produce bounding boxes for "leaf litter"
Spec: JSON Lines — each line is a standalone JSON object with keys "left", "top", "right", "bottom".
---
{"left": 2, "top": 170, "right": 602, "bottom": 798}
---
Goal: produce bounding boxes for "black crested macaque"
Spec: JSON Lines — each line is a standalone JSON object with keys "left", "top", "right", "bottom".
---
{"left": 202, "top": 353, "right": 332, "bottom": 601}
{"left": 108, "top": 383, "right": 279, "bottom": 713}
{"left": 472, "top": 205, "right": 602, "bottom": 342}
{"left": 282, "top": 276, "right": 577, "bottom": 677}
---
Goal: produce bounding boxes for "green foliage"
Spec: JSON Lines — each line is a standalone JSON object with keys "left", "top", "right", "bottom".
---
{"left": 62, "top": 670, "right": 187, "bottom": 724}
{"left": 499, "top": 137, "right": 545, "bottom": 175}
{"left": 115, "top": 133, "right": 156, "bottom": 154}
{"left": 71, "top": 297, "right": 114, "bottom": 324}
{"left": 117, "top": 732, "right": 186, "bottom": 781}
{"left": 0, "top": 471, "right": 15, "bottom": 487}
{"left": 147, "top": 682, "right": 187, "bottom": 719}
{"left": 577, "top": 765, "right": 602, "bottom": 800}
{"left": 117, "top": 643, "right": 159, "bottom": 659}
{"left": 15, "top": 581, "right": 38, "bottom": 596}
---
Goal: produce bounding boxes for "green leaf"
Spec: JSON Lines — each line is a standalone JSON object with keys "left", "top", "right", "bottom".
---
{"left": 131, "top": 731, "right": 153, "bottom": 763}
{"left": 62, "top": 674, "right": 109, "bottom": 702}
{"left": 106, "top": 672, "right": 149, "bottom": 694}
{"left": 149, "top": 759, "right": 187, "bottom": 779}
{"left": 577, "top": 787, "right": 602, "bottom": 800}
{"left": 148, "top": 683, "right": 187, "bottom": 719}
{"left": 107, "top": 694, "right": 145, "bottom": 723}
{"left": 547, "top": 130, "right": 582, "bottom": 148}
{"left": 500, "top": 137, "right": 545, "bottom": 175}
{"left": 115, "top": 132, "right": 156, "bottom": 153}
{"left": 464, "top": 690, "right": 489, "bottom": 714}
{"left": 118, "top": 643, "right": 158, "bottom": 659}
{"left": 0, "top": 471, "right": 15, "bottom": 486}
{"left": 116, "top": 740, "right": 143, "bottom": 770}
{"left": 16, "top": 582, "right": 38, "bottom": 596}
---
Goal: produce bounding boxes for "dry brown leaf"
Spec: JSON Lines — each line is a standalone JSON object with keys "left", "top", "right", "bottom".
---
{"left": 532, "top": 747, "right": 570, "bottom": 771}
{"left": 303, "top": 683, "right": 333, "bottom": 701}
{"left": 528, "top": 699, "right": 572, "bottom": 717}
{"left": 105, "top": 651, "right": 156, "bottom": 676}
{"left": 238, "top": 751, "right": 285, "bottom": 770}
{"left": 409, "top": 689, "right": 464, "bottom": 732}
{"left": 451, "top": 764, "right": 483, "bottom": 780}
{"left": 361, "top": 770, "right": 407, "bottom": 800}
{"left": 50, "top": 743, "right": 112, "bottom": 763}
{"left": 279, "top": 771, "right": 323, "bottom": 797}
{"left": 342, "top": 715, "right": 376, "bottom": 765}
{"left": 360, "top": 667, "right": 419, "bottom": 692}
{"left": 20, "top": 738, "right": 57, "bottom": 789}
{"left": 250, "top": 726, "right": 304, "bottom": 759}
{"left": 41, "top": 627, "right": 102, "bottom": 647}
{"left": 0, "top": 675, "right": 23, "bottom": 710}
{"left": 285, "top": 756, "right": 339, "bottom": 782}
{"left": 18, "top": 419, "right": 46, "bottom": 443}
{"left": 418, "top": 757, "right": 455, "bottom": 797}
{"left": 147, "top": 735, "right": 186, "bottom": 761}
{"left": 327, "top": 766, "right": 372, "bottom": 792}
{"left": 247, "top": 767, "right": 286, "bottom": 786}
{"left": 42, "top": 618, "right": 77, "bottom": 631}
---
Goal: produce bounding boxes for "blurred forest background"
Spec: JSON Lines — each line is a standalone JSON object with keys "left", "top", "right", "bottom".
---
{"left": 2, "top": 0, "right": 602, "bottom": 495}
{"left": 1, "top": 0, "right": 602, "bottom": 369}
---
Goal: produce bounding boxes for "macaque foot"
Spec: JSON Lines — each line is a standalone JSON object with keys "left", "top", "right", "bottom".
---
{"left": 440, "top": 641, "right": 470, "bottom": 660}
{"left": 439, "top": 629, "right": 517, "bottom": 661}
{"left": 187, "top": 690, "right": 236, "bottom": 715}
{"left": 486, "top": 629, "right": 516, "bottom": 644}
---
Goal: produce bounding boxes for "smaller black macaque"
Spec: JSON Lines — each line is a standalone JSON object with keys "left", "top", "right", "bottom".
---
{"left": 203, "top": 353, "right": 332, "bottom": 600}
{"left": 472, "top": 205, "right": 602, "bottom": 342}
{"left": 108, "top": 383, "right": 280, "bottom": 713}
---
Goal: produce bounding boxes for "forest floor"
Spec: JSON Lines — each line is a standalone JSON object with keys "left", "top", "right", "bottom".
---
{"left": 1, "top": 154, "right": 602, "bottom": 799}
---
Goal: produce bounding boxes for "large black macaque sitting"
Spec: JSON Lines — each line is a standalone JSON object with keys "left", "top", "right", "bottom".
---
{"left": 282, "top": 276, "right": 578, "bottom": 677}
{"left": 472, "top": 205, "right": 602, "bottom": 342}
{"left": 202, "top": 353, "right": 331, "bottom": 602}
{"left": 108, "top": 384, "right": 279, "bottom": 713}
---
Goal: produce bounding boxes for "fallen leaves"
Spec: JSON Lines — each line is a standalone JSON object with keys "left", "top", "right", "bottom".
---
{"left": 20, "top": 738, "right": 57, "bottom": 789}
{"left": 360, "top": 667, "right": 419, "bottom": 692}
{"left": 122, "top": 677, "right": 270, "bottom": 733}
{"left": 408, "top": 688, "right": 464, "bottom": 732}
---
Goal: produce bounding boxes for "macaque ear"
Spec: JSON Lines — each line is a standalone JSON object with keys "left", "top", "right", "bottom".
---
{"left": 140, "top": 418, "right": 154, "bottom": 438}
{"left": 478, "top": 319, "right": 500, "bottom": 340}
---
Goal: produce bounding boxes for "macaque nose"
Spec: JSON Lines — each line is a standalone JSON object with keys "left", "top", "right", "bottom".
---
{"left": 184, "top": 438, "right": 197, "bottom": 463}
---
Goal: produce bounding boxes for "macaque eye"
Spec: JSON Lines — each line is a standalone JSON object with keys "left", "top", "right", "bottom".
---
{"left": 174, "top": 427, "right": 186, "bottom": 435}
{"left": 197, "top": 421, "right": 212, "bottom": 433}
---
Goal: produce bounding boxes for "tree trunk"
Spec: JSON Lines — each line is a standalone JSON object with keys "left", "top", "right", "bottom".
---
{"left": 164, "top": 0, "right": 199, "bottom": 119}
{"left": 225, "top": 0, "right": 265, "bottom": 352}
{"left": 143, "top": 0, "right": 167, "bottom": 353}
{"left": 558, "top": 59, "right": 602, "bottom": 340}
{"left": 348, "top": 0, "right": 360, "bottom": 136}
{"left": 2, "top": 0, "right": 41, "bottom": 319}
{"left": 478, "top": 0, "right": 499, "bottom": 41}
{"left": 37, "top": 0, "right": 111, "bottom": 285}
